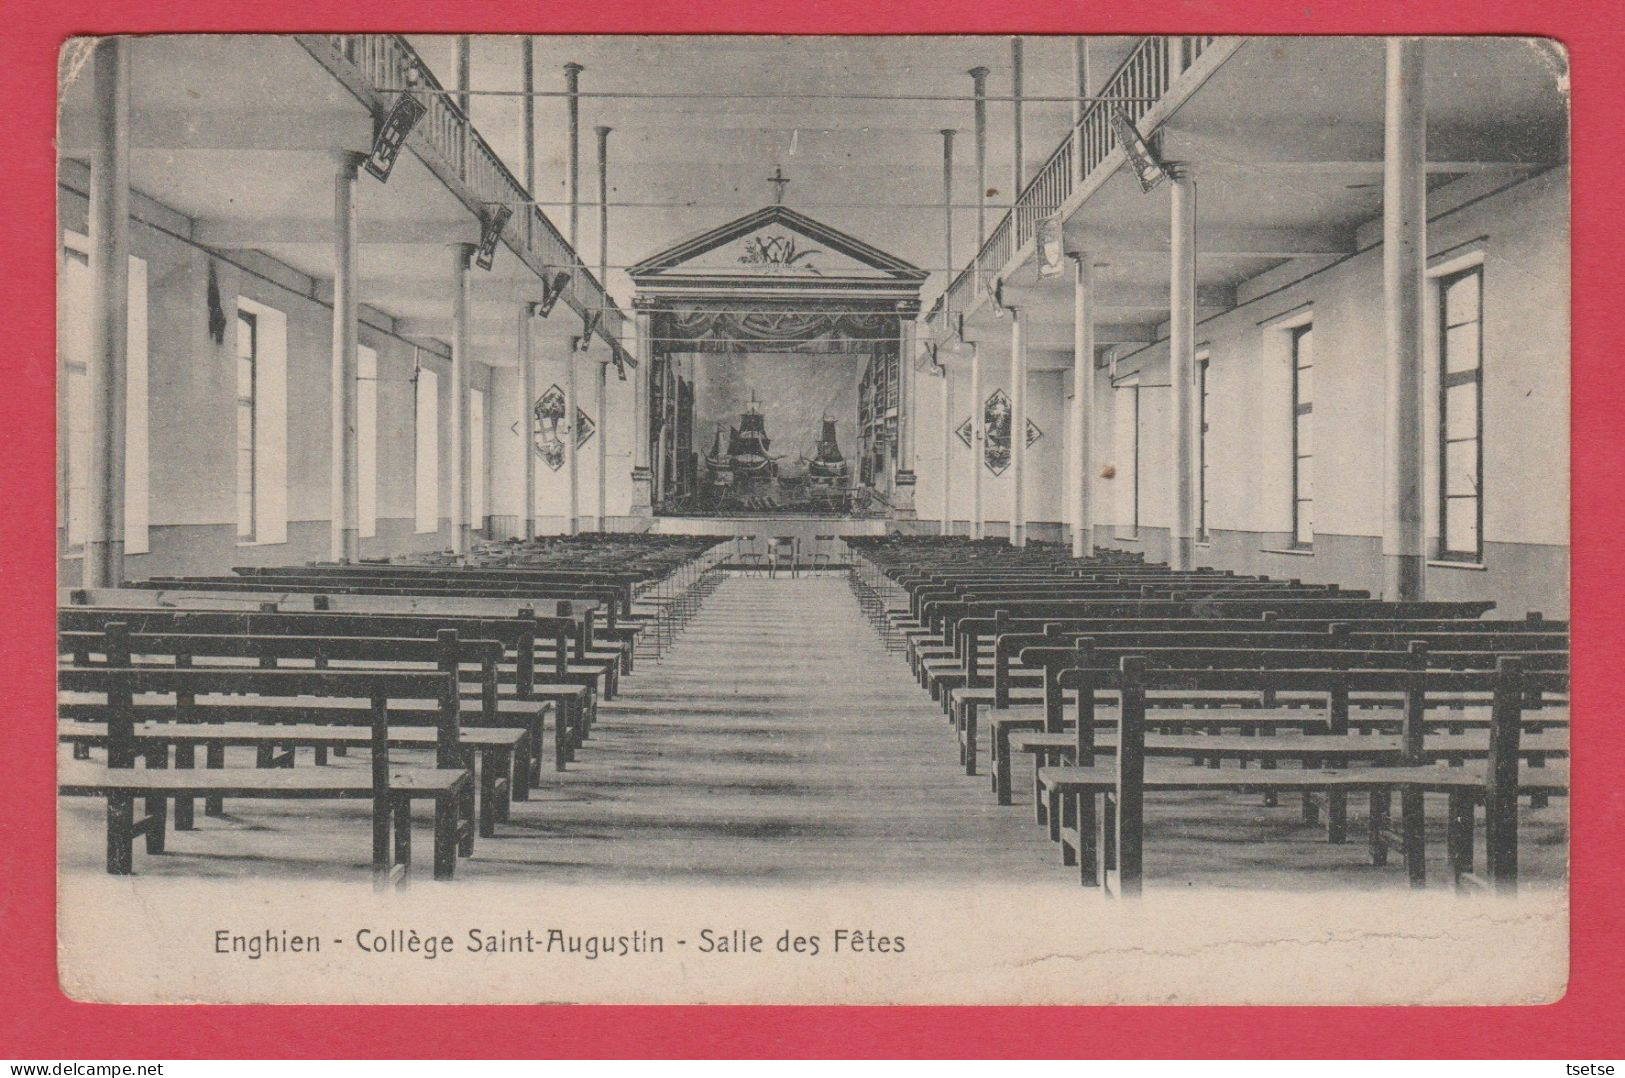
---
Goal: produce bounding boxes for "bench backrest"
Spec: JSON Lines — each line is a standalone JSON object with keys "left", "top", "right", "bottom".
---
{"left": 59, "top": 606, "right": 558, "bottom": 689}
{"left": 60, "top": 630, "right": 505, "bottom": 715}
{"left": 60, "top": 624, "right": 461, "bottom": 786}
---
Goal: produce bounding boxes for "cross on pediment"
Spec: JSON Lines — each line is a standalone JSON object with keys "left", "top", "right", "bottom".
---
{"left": 767, "top": 166, "right": 789, "bottom": 205}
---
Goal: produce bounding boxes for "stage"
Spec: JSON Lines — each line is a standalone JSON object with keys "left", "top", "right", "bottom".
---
{"left": 648, "top": 513, "right": 891, "bottom": 546}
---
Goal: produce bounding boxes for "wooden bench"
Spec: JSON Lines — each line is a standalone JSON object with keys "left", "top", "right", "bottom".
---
{"left": 59, "top": 627, "right": 532, "bottom": 836}
{"left": 1036, "top": 658, "right": 1567, "bottom": 895}
{"left": 59, "top": 605, "right": 593, "bottom": 774}
{"left": 58, "top": 657, "right": 475, "bottom": 883}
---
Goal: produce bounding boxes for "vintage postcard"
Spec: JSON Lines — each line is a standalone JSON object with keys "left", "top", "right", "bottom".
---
{"left": 52, "top": 33, "right": 1570, "bottom": 1006}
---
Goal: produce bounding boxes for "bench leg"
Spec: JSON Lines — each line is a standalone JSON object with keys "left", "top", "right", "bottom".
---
{"left": 393, "top": 796, "right": 412, "bottom": 874}
{"left": 1402, "top": 789, "right": 1427, "bottom": 888}
{"left": 1078, "top": 794, "right": 1097, "bottom": 882}
{"left": 459, "top": 783, "right": 477, "bottom": 857}
{"left": 1058, "top": 790, "right": 1078, "bottom": 867}
{"left": 1369, "top": 789, "right": 1392, "bottom": 866}
{"left": 477, "top": 751, "right": 497, "bottom": 839}
{"left": 1326, "top": 772, "right": 1348, "bottom": 844}
{"left": 106, "top": 794, "right": 135, "bottom": 875}
{"left": 372, "top": 799, "right": 391, "bottom": 877}
{"left": 555, "top": 708, "right": 570, "bottom": 772}
{"left": 204, "top": 744, "right": 226, "bottom": 817}
{"left": 1033, "top": 758, "right": 1047, "bottom": 824}
{"left": 511, "top": 738, "right": 532, "bottom": 803}
{"left": 433, "top": 796, "right": 458, "bottom": 881}
{"left": 1447, "top": 790, "right": 1475, "bottom": 890}
{"left": 964, "top": 706, "right": 978, "bottom": 779}
{"left": 144, "top": 797, "right": 167, "bottom": 854}
{"left": 172, "top": 744, "right": 196, "bottom": 831}
{"left": 1099, "top": 794, "right": 1118, "bottom": 890}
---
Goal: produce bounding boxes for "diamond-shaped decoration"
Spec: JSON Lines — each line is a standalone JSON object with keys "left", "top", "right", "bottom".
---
{"left": 532, "top": 384, "right": 594, "bottom": 472}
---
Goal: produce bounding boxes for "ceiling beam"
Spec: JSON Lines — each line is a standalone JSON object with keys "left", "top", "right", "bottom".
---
{"left": 195, "top": 217, "right": 481, "bottom": 249}
{"left": 57, "top": 109, "right": 373, "bottom": 155}
{"left": 1062, "top": 226, "right": 1356, "bottom": 260}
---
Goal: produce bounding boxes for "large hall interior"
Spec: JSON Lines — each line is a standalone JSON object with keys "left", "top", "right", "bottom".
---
{"left": 55, "top": 34, "right": 1570, "bottom": 896}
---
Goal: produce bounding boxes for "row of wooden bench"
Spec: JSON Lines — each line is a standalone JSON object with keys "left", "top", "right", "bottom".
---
{"left": 844, "top": 537, "right": 1570, "bottom": 896}
{"left": 57, "top": 538, "right": 728, "bottom": 883}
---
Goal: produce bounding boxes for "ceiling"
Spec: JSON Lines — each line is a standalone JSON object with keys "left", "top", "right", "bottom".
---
{"left": 57, "top": 34, "right": 1568, "bottom": 372}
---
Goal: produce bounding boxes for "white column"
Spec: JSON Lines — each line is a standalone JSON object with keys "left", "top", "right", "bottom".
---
{"left": 1009, "top": 305, "right": 1028, "bottom": 547}
{"left": 450, "top": 244, "right": 473, "bottom": 555}
{"left": 455, "top": 36, "right": 470, "bottom": 114}
{"left": 940, "top": 127, "right": 956, "bottom": 536}
{"left": 519, "top": 304, "right": 537, "bottom": 540}
{"left": 84, "top": 37, "right": 129, "bottom": 588}
{"left": 565, "top": 337, "right": 580, "bottom": 535}
{"left": 594, "top": 356, "right": 607, "bottom": 531}
{"left": 631, "top": 308, "right": 654, "bottom": 513}
{"left": 1169, "top": 164, "right": 1197, "bottom": 570}
{"left": 564, "top": 63, "right": 583, "bottom": 251}
{"left": 969, "top": 66, "right": 989, "bottom": 296}
{"left": 521, "top": 39, "right": 536, "bottom": 193}
{"left": 1010, "top": 37, "right": 1025, "bottom": 201}
{"left": 330, "top": 152, "right": 362, "bottom": 562}
{"left": 970, "top": 343, "right": 984, "bottom": 539}
{"left": 893, "top": 310, "right": 918, "bottom": 516}
{"left": 1073, "top": 38, "right": 1090, "bottom": 184}
{"left": 1384, "top": 38, "right": 1427, "bottom": 600}
{"left": 940, "top": 366, "right": 954, "bottom": 535}
{"left": 1071, "top": 253, "right": 1095, "bottom": 558}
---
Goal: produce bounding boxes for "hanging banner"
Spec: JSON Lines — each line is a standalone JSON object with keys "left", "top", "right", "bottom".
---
{"left": 363, "top": 92, "right": 426, "bottom": 183}
{"left": 474, "top": 205, "right": 513, "bottom": 271}
{"left": 1036, "top": 214, "right": 1066, "bottom": 278}
{"left": 1112, "top": 107, "right": 1170, "bottom": 193}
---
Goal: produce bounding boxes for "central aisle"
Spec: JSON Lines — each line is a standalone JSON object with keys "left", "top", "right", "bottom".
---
{"left": 484, "top": 572, "right": 1056, "bottom": 884}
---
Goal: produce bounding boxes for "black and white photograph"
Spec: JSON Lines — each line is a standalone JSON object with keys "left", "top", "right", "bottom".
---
{"left": 53, "top": 33, "right": 1571, "bottom": 1005}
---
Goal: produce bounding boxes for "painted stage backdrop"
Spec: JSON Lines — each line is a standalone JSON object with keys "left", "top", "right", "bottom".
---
{"left": 690, "top": 352, "right": 863, "bottom": 477}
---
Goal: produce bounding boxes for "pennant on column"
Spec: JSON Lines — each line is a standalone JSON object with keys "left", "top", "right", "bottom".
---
{"left": 206, "top": 260, "right": 227, "bottom": 345}
{"left": 537, "top": 271, "right": 571, "bottom": 317}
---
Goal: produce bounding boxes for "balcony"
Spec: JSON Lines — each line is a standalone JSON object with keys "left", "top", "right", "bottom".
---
{"left": 931, "top": 35, "right": 1236, "bottom": 326}
{"left": 301, "top": 33, "right": 624, "bottom": 348}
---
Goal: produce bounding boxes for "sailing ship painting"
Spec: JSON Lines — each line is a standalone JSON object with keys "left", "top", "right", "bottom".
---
{"left": 705, "top": 393, "right": 781, "bottom": 495}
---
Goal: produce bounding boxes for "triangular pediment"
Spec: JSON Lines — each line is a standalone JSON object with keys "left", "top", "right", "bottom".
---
{"left": 628, "top": 205, "right": 927, "bottom": 284}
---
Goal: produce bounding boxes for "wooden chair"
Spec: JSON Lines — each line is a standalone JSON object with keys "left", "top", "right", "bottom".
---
{"left": 810, "top": 534, "right": 838, "bottom": 572}
{"left": 768, "top": 537, "right": 799, "bottom": 579}
{"left": 736, "top": 534, "right": 765, "bottom": 574}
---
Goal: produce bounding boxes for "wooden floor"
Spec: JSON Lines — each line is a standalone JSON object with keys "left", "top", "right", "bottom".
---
{"left": 58, "top": 572, "right": 1569, "bottom": 889}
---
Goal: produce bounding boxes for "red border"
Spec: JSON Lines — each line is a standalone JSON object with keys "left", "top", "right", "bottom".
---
{"left": 3, "top": 0, "right": 1622, "bottom": 1059}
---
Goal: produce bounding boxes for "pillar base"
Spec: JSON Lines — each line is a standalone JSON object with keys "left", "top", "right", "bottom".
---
{"left": 891, "top": 471, "right": 918, "bottom": 518}
{"left": 629, "top": 466, "right": 654, "bottom": 516}
{"left": 1169, "top": 535, "right": 1194, "bottom": 571}
{"left": 1385, "top": 553, "right": 1425, "bottom": 601}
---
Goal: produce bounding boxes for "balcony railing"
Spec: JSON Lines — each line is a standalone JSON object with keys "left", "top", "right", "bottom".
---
{"left": 935, "top": 35, "right": 1219, "bottom": 324}
{"left": 303, "top": 34, "right": 623, "bottom": 343}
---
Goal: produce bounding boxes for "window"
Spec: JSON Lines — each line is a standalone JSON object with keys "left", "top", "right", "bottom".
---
{"left": 235, "top": 310, "right": 257, "bottom": 540}
{"left": 1438, "top": 266, "right": 1483, "bottom": 560}
{"left": 59, "top": 232, "right": 148, "bottom": 555}
{"left": 415, "top": 362, "right": 439, "bottom": 533}
{"left": 1197, "top": 353, "right": 1211, "bottom": 542}
{"left": 1113, "top": 377, "right": 1140, "bottom": 539}
{"left": 1290, "top": 324, "right": 1314, "bottom": 548}
{"left": 470, "top": 386, "right": 487, "bottom": 528}
{"left": 358, "top": 345, "right": 378, "bottom": 539}
{"left": 234, "top": 297, "right": 288, "bottom": 544}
